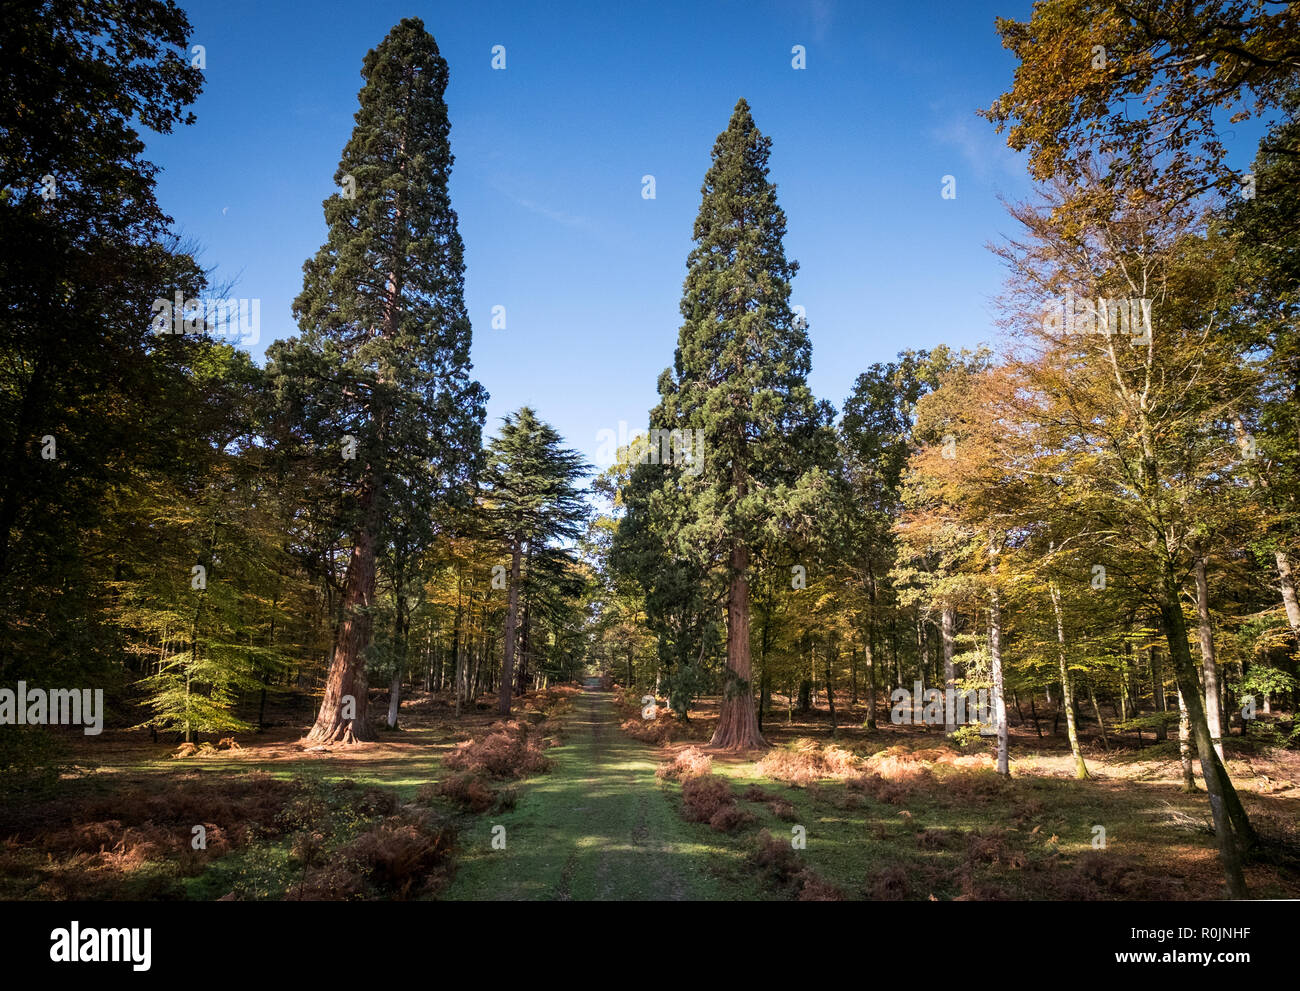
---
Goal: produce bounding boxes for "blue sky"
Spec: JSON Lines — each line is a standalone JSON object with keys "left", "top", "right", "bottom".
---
{"left": 145, "top": 0, "right": 1100, "bottom": 468}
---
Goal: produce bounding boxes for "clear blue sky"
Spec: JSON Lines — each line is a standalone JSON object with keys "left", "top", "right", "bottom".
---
{"left": 145, "top": 0, "right": 1063, "bottom": 469}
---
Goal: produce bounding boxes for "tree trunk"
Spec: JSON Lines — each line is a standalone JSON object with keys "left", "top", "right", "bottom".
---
{"left": 1159, "top": 571, "right": 1254, "bottom": 897}
{"left": 516, "top": 571, "right": 532, "bottom": 699}
{"left": 1194, "top": 554, "right": 1225, "bottom": 759}
{"left": 1276, "top": 548, "right": 1300, "bottom": 638}
{"left": 1050, "top": 584, "right": 1088, "bottom": 778}
{"left": 306, "top": 490, "right": 377, "bottom": 744}
{"left": 941, "top": 606, "right": 956, "bottom": 733}
{"left": 453, "top": 582, "right": 465, "bottom": 717}
{"left": 1088, "top": 684, "right": 1109, "bottom": 752}
{"left": 1150, "top": 640, "right": 1167, "bottom": 741}
{"left": 989, "top": 556, "right": 1009, "bottom": 776}
{"left": 386, "top": 579, "right": 408, "bottom": 729}
{"left": 758, "top": 605, "right": 772, "bottom": 729}
{"left": 710, "top": 541, "right": 767, "bottom": 750}
{"left": 849, "top": 647, "right": 858, "bottom": 706}
{"left": 863, "top": 622, "right": 877, "bottom": 730}
{"left": 498, "top": 542, "right": 523, "bottom": 715}
{"left": 890, "top": 618, "right": 900, "bottom": 693}
{"left": 824, "top": 649, "right": 837, "bottom": 737}
{"left": 386, "top": 667, "right": 403, "bottom": 729}
{"left": 1178, "top": 689, "right": 1196, "bottom": 791}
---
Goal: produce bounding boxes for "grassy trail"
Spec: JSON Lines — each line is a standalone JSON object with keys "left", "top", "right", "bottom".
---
{"left": 443, "top": 688, "right": 745, "bottom": 900}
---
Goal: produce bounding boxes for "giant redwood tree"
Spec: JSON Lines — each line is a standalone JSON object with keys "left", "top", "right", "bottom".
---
{"left": 623, "top": 99, "right": 833, "bottom": 751}
{"left": 269, "top": 18, "right": 486, "bottom": 743}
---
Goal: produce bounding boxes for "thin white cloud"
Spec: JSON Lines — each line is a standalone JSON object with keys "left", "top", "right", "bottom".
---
{"left": 930, "top": 113, "right": 1025, "bottom": 185}
{"left": 513, "top": 196, "right": 597, "bottom": 232}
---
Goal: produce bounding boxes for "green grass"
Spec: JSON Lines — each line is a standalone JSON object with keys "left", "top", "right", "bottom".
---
{"left": 442, "top": 691, "right": 766, "bottom": 900}
{"left": 7, "top": 691, "right": 1294, "bottom": 900}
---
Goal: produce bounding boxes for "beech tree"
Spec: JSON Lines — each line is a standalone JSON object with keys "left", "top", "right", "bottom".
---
{"left": 0, "top": 0, "right": 205, "bottom": 681}
{"left": 988, "top": 171, "right": 1261, "bottom": 894}
{"left": 985, "top": 0, "right": 1300, "bottom": 207}
{"left": 269, "top": 17, "right": 486, "bottom": 743}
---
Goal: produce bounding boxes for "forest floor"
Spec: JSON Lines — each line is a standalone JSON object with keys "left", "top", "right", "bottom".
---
{"left": 441, "top": 687, "right": 763, "bottom": 899}
{"left": 2, "top": 683, "right": 1298, "bottom": 900}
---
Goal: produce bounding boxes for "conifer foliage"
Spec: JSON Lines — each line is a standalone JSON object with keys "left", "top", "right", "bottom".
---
{"left": 483, "top": 408, "right": 590, "bottom": 715}
{"left": 268, "top": 17, "right": 486, "bottom": 743}
{"left": 620, "top": 99, "right": 833, "bottom": 750}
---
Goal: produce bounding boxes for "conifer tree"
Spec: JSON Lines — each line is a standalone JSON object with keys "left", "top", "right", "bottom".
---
{"left": 623, "top": 99, "right": 833, "bottom": 750}
{"left": 268, "top": 18, "right": 486, "bottom": 743}
{"left": 483, "top": 408, "right": 589, "bottom": 715}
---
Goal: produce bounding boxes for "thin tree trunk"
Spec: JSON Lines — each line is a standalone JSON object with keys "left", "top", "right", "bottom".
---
{"left": 1088, "top": 684, "right": 1109, "bottom": 752}
{"left": 758, "top": 605, "right": 772, "bottom": 730}
{"left": 386, "top": 577, "right": 408, "bottom": 729}
{"left": 825, "top": 648, "right": 837, "bottom": 738}
{"left": 989, "top": 554, "right": 1009, "bottom": 776}
{"left": 498, "top": 542, "right": 523, "bottom": 715}
{"left": 453, "top": 580, "right": 465, "bottom": 717}
{"left": 863, "top": 622, "right": 877, "bottom": 730}
{"left": 890, "top": 618, "right": 900, "bottom": 693}
{"left": 1178, "top": 689, "right": 1196, "bottom": 791}
{"left": 516, "top": 567, "right": 532, "bottom": 699}
{"left": 1276, "top": 548, "right": 1300, "bottom": 637}
{"left": 941, "top": 606, "right": 956, "bottom": 733}
{"left": 1050, "top": 584, "right": 1088, "bottom": 778}
{"left": 849, "top": 646, "right": 858, "bottom": 706}
{"left": 1150, "top": 640, "right": 1167, "bottom": 741}
{"left": 1194, "top": 554, "right": 1225, "bottom": 759}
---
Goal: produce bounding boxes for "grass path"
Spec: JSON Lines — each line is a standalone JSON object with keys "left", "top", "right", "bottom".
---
{"left": 443, "top": 688, "right": 756, "bottom": 900}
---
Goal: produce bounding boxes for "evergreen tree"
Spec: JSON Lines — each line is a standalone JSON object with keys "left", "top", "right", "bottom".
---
{"left": 1222, "top": 87, "right": 1300, "bottom": 644}
{"left": 482, "top": 408, "right": 589, "bottom": 715}
{"left": 621, "top": 99, "right": 834, "bottom": 750}
{"left": 268, "top": 17, "right": 486, "bottom": 743}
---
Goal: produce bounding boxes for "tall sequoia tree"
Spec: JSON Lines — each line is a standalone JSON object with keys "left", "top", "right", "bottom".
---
{"left": 623, "top": 99, "right": 833, "bottom": 751}
{"left": 268, "top": 17, "right": 486, "bottom": 743}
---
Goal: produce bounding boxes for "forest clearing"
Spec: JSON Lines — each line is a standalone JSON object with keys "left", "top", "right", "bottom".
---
{"left": 4, "top": 681, "right": 1297, "bottom": 902}
{"left": 2, "top": 2, "right": 1299, "bottom": 967}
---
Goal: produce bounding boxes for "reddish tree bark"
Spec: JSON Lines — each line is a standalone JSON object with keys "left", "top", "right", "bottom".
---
{"left": 710, "top": 542, "right": 767, "bottom": 751}
{"left": 305, "top": 487, "right": 378, "bottom": 744}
